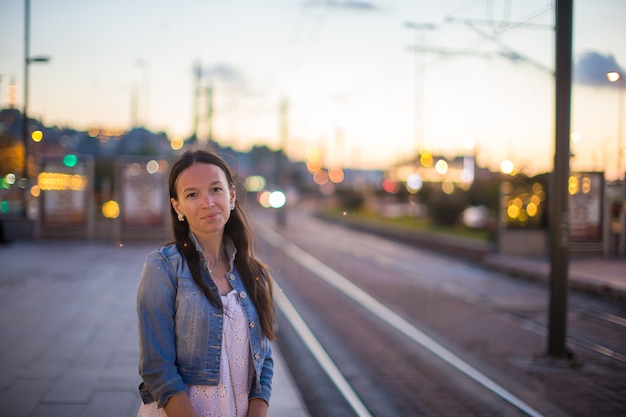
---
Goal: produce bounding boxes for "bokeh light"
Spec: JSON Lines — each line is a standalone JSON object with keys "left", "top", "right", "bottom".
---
{"left": 102, "top": 200, "right": 120, "bottom": 219}
{"left": 31, "top": 130, "right": 43, "bottom": 142}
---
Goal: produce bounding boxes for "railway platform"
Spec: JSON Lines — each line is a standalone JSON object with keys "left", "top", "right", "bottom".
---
{"left": 0, "top": 239, "right": 309, "bottom": 417}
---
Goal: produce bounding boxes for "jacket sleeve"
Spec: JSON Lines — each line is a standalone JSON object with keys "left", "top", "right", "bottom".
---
{"left": 249, "top": 340, "right": 273, "bottom": 404}
{"left": 137, "top": 251, "right": 187, "bottom": 408}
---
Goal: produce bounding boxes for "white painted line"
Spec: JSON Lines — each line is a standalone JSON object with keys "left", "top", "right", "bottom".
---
{"left": 259, "top": 223, "right": 545, "bottom": 417}
{"left": 274, "top": 283, "right": 373, "bottom": 417}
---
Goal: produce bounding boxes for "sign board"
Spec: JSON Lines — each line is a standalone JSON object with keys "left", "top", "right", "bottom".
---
{"left": 121, "top": 160, "right": 168, "bottom": 227}
{"left": 39, "top": 160, "right": 90, "bottom": 225}
{"left": 569, "top": 171, "right": 603, "bottom": 241}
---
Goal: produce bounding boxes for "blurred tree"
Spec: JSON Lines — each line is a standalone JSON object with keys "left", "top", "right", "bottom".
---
{"left": 336, "top": 187, "right": 365, "bottom": 211}
{"left": 0, "top": 133, "right": 24, "bottom": 176}
{"left": 467, "top": 176, "right": 501, "bottom": 215}
{"left": 421, "top": 182, "right": 469, "bottom": 226}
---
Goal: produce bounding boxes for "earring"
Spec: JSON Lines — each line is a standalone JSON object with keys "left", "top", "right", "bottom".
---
{"left": 177, "top": 213, "right": 185, "bottom": 222}
{"left": 230, "top": 203, "right": 235, "bottom": 211}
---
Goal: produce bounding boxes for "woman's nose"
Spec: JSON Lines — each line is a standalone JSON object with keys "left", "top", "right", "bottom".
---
{"left": 201, "top": 193, "right": 215, "bottom": 207}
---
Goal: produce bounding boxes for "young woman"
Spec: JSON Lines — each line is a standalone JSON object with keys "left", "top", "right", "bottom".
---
{"left": 136, "top": 149, "right": 275, "bottom": 417}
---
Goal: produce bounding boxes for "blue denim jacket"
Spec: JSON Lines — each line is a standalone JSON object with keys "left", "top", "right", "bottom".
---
{"left": 136, "top": 236, "right": 273, "bottom": 408}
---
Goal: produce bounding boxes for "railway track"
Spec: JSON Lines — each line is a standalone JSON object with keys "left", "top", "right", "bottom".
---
{"left": 252, "top": 210, "right": 626, "bottom": 417}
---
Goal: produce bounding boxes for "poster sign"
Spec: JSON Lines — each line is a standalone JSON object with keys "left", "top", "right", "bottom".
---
{"left": 569, "top": 171, "right": 603, "bottom": 241}
{"left": 121, "top": 160, "right": 168, "bottom": 226}
{"left": 39, "top": 161, "right": 89, "bottom": 224}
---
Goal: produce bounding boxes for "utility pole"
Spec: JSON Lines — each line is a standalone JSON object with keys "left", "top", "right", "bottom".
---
{"left": 21, "top": 0, "right": 31, "bottom": 219}
{"left": 276, "top": 97, "right": 289, "bottom": 227}
{"left": 547, "top": 0, "right": 572, "bottom": 359}
{"left": 192, "top": 61, "right": 201, "bottom": 142}
{"left": 206, "top": 82, "right": 213, "bottom": 149}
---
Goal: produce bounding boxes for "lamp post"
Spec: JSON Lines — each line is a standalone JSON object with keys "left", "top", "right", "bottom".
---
{"left": 21, "top": 0, "right": 50, "bottom": 218}
{"left": 607, "top": 71, "right": 624, "bottom": 180}
{"left": 607, "top": 71, "right": 625, "bottom": 256}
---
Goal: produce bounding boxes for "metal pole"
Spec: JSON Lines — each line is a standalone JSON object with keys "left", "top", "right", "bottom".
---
{"left": 21, "top": 0, "right": 30, "bottom": 219}
{"left": 275, "top": 98, "right": 288, "bottom": 227}
{"left": 617, "top": 78, "right": 624, "bottom": 180}
{"left": 618, "top": 80, "right": 625, "bottom": 256}
{"left": 547, "top": 0, "right": 572, "bottom": 358}
{"left": 192, "top": 61, "right": 201, "bottom": 141}
{"left": 206, "top": 83, "right": 213, "bottom": 149}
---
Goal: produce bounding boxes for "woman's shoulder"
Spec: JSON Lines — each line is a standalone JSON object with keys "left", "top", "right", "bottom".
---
{"left": 145, "top": 243, "right": 182, "bottom": 267}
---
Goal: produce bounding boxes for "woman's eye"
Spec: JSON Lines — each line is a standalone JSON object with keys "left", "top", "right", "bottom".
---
{"left": 186, "top": 192, "right": 197, "bottom": 198}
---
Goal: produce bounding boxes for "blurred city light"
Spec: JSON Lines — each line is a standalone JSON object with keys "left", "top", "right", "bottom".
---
{"left": 245, "top": 175, "right": 266, "bottom": 192}
{"left": 63, "top": 154, "right": 78, "bottom": 168}
{"left": 170, "top": 136, "right": 184, "bottom": 150}
{"left": 128, "top": 163, "right": 141, "bottom": 176}
{"left": 31, "top": 130, "right": 43, "bottom": 142}
{"left": 500, "top": 160, "right": 515, "bottom": 175}
{"left": 382, "top": 178, "right": 399, "bottom": 193}
{"left": 313, "top": 170, "right": 329, "bottom": 185}
{"left": 328, "top": 167, "right": 344, "bottom": 184}
{"left": 607, "top": 71, "right": 621, "bottom": 82}
{"left": 406, "top": 173, "right": 423, "bottom": 193}
{"left": 30, "top": 184, "right": 40, "bottom": 197}
{"left": 257, "top": 190, "right": 271, "bottom": 208}
{"left": 435, "top": 159, "right": 448, "bottom": 175}
{"left": 441, "top": 180, "right": 454, "bottom": 195}
{"left": 268, "top": 190, "right": 287, "bottom": 208}
{"left": 102, "top": 200, "right": 120, "bottom": 219}
{"left": 501, "top": 181, "right": 546, "bottom": 227}
{"left": 38, "top": 172, "right": 87, "bottom": 191}
{"left": 146, "top": 160, "right": 159, "bottom": 174}
{"left": 420, "top": 153, "right": 433, "bottom": 168}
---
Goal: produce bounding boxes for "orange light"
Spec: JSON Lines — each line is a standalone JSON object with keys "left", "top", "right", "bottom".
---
{"left": 328, "top": 167, "right": 344, "bottom": 184}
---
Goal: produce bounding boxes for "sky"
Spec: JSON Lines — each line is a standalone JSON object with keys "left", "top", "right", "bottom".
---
{"left": 0, "top": 0, "right": 625, "bottom": 177}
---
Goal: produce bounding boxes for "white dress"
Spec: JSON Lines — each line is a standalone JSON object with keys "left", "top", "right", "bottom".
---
{"left": 138, "top": 290, "right": 252, "bottom": 417}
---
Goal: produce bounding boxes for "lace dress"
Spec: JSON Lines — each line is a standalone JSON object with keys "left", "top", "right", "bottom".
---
{"left": 138, "top": 289, "right": 252, "bottom": 417}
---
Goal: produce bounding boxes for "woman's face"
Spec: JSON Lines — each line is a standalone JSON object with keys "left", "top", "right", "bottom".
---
{"left": 171, "top": 162, "right": 236, "bottom": 237}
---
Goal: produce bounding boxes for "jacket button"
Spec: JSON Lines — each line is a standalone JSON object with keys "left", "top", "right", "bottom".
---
{"left": 254, "top": 352, "right": 260, "bottom": 360}
{"left": 249, "top": 321, "right": 255, "bottom": 329}
{"left": 229, "top": 273, "right": 235, "bottom": 281}
{"left": 239, "top": 291, "right": 247, "bottom": 299}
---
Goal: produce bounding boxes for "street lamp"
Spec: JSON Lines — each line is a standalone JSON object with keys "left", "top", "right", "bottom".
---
{"left": 607, "top": 71, "right": 624, "bottom": 180}
{"left": 21, "top": 0, "right": 50, "bottom": 218}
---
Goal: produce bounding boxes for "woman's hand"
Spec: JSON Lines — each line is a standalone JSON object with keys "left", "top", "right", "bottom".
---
{"left": 163, "top": 391, "right": 200, "bottom": 417}
{"left": 247, "top": 398, "right": 269, "bottom": 417}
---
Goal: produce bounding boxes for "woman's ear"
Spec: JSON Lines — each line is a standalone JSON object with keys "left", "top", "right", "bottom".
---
{"left": 230, "top": 186, "right": 237, "bottom": 206}
{"left": 171, "top": 198, "right": 181, "bottom": 216}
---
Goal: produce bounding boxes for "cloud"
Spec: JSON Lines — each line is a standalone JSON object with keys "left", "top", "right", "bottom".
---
{"left": 203, "top": 64, "right": 246, "bottom": 85}
{"left": 303, "top": 1, "right": 381, "bottom": 11}
{"left": 574, "top": 51, "right": 624, "bottom": 86}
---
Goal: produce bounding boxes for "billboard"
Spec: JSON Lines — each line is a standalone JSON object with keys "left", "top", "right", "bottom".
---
{"left": 38, "top": 158, "right": 90, "bottom": 225}
{"left": 120, "top": 159, "right": 169, "bottom": 227}
{"left": 569, "top": 172, "right": 604, "bottom": 241}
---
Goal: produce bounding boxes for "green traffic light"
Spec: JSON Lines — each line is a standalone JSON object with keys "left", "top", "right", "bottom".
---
{"left": 63, "top": 154, "right": 78, "bottom": 167}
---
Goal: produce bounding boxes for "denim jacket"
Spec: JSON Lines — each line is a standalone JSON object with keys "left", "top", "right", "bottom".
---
{"left": 136, "top": 235, "right": 273, "bottom": 408}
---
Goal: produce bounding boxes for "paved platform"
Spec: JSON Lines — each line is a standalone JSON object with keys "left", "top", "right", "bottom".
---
{"left": 482, "top": 253, "right": 626, "bottom": 301}
{"left": 0, "top": 240, "right": 309, "bottom": 417}
{"left": 0, "top": 234, "right": 623, "bottom": 417}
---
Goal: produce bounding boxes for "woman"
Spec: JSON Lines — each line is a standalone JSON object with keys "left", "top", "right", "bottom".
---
{"left": 136, "top": 149, "right": 275, "bottom": 417}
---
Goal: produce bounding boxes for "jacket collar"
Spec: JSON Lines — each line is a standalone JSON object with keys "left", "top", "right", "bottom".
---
{"left": 189, "top": 232, "right": 237, "bottom": 266}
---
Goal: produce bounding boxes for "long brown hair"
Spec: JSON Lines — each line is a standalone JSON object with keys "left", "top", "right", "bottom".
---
{"left": 169, "top": 149, "right": 275, "bottom": 340}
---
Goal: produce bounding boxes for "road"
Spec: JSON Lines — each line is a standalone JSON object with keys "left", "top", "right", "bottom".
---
{"left": 250, "top": 207, "right": 626, "bottom": 417}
